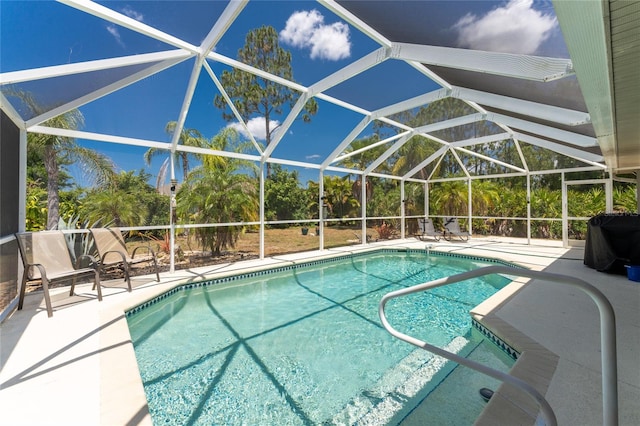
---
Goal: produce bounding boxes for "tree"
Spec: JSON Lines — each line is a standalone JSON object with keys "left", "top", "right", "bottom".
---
{"left": 143, "top": 122, "right": 205, "bottom": 187}
{"left": 484, "top": 186, "right": 526, "bottom": 236}
{"left": 323, "top": 176, "right": 359, "bottom": 218}
{"left": 471, "top": 180, "right": 500, "bottom": 216}
{"left": 471, "top": 179, "right": 506, "bottom": 235}
{"left": 383, "top": 98, "right": 507, "bottom": 180}
{"left": 25, "top": 178, "right": 48, "bottom": 231}
{"left": 305, "top": 176, "right": 361, "bottom": 221}
{"left": 213, "top": 25, "right": 318, "bottom": 175}
{"left": 429, "top": 181, "right": 468, "bottom": 216}
{"left": 337, "top": 135, "right": 382, "bottom": 203}
{"left": 14, "top": 90, "right": 116, "bottom": 229}
{"left": 28, "top": 113, "right": 115, "bottom": 229}
{"left": 391, "top": 135, "right": 441, "bottom": 180}
{"left": 82, "top": 188, "right": 145, "bottom": 227}
{"left": 176, "top": 128, "right": 258, "bottom": 256}
{"left": 614, "top": 185, "right": 638, "bottom": 213}
{"left": 264, "top": 164, "right": 308, "bottom": 223}
{"left": 26, "top": 144, "right": 95, "bottom": 231}
{"left": 81, "top": 170, "right": 167, "bottom": 227}
{"left": 530, "top": 187, "right": 561, "bottom": 238}
{"left": 368, "top": 179, "right": 401, "bottom": 220}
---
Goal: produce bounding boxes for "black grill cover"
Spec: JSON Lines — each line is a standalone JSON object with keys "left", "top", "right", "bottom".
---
{"left": 584, "top": 214, "right": 640, "bottom": 274}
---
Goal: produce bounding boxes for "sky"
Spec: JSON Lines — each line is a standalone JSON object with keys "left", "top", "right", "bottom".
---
{"left": 0, "top": 0, "right": 568, "bottom": 187}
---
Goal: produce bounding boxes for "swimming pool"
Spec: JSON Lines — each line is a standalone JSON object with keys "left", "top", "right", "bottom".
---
{"left": 126, "top": 250, "right": 515, "bottom": 425}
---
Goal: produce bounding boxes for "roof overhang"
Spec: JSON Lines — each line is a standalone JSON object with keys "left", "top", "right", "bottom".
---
{"left": 553, "top": 0, "right": 640, "bottom": 173}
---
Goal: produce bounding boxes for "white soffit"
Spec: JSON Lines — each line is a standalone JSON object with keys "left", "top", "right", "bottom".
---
{"left": 553, "top": 0, "right": 640, "bottom": 172}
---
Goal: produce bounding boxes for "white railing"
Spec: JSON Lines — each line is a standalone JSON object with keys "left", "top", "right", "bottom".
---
{"left": 378, "top": 265, "right": 618, "bottom": 426}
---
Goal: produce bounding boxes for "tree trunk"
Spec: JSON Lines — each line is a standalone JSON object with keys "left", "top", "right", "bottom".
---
{"left": 44, "top": 144, "right": 60, "bottom": 230}
{"left": 352, "top": 177, "right": 372, "bottom": 203}
{"left": 265, "top": 109, "right": 272, "bottom": 178}
{"left": 181, "top": 153, "right": 189, "bottom": 182}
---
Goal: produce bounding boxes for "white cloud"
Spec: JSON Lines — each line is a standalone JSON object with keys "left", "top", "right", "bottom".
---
{"left": 280, "top": 10, "right": 323, "bottom": 47}
{"left": 227, "top": 117, "right": 280, "bottom": 141}
{"left": 106, "top": 6, "right": 143, "bottom": 48}
{"left": 280, "top": 10, "right": 351, "bottom": 61}
{"left": 121, "top": 6, "right": 144, "bottom": 22}
{"left": 453, "top": 0, "right": 557, "bottom": 55}
{"left": 309, "top": 22, "right": 351, "bottom": 60}
{"left": 106, "top": 24, "right": 125, "bottom": 48}
{"left": 306, "top": 154, "right": 321, "bottom": 160}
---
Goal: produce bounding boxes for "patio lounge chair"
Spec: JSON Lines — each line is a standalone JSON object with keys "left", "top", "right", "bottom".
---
{"left": 417, "top": 218, "right": 444, "bottom": 241}
{"left": 15, "top": 231, "right": 102, "bottom": 317}
{"left": 90, "top": 228, "right": 160, "bottom": 291}
{"left": 443, "top": 217, "right": 470, "bottom": 241}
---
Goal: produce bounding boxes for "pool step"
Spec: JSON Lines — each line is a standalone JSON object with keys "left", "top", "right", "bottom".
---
{"left": 329, "top": 336, "right": 476, "bottom": 425}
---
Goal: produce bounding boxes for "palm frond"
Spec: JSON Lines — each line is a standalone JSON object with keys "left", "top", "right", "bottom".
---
{"left": 156, "top": 158, "right": 170, "bottom": 191}
{"left": 66, "top": 145, "right": 116, "bottom": 188}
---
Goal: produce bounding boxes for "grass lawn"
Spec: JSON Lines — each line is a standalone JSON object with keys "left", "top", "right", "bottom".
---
{"left": 139, "top": 225, "right": 407, "bottom": 270}
{"left": 236, "top": 226, "right": 373, "bottom": 256}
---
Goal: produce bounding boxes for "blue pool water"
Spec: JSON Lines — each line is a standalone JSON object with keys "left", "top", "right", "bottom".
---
{"left": 126, "top": 250, "right": 513, "bottom": 425}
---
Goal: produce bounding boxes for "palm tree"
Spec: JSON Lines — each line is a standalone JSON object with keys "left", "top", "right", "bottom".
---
{"left": 387, "top": 98, "right": 478, "bottom": 180}
{"left": 144, "top": 122, "right": 205, "bottom": 187}
{"left": 531, "top": 187, "right": 561, "bottom": 238}
{"left": 391, "top": 135, "right": 441, "bottom": 180}
{"left": 82, "top": 189, "right": 146, "bottom": 227}
{"left": 487, "top": 185, "right": 527, "bottom": 236}
{"left": 569, "top": 187, "right": 605, "bottom": 218}
{"left": 323, "top": 176, "right": 359, "bottom": 218}
{"left": 471, "top": 180, "right": 500, "bottom": 216}
{"left": 429, "top": 181, "right": 468, "bottom": 217}
{"left": 16, "top": 90, "right": 116, "bottom": 229}
{"left": 368, "top": 180, "right": 401, "bottom": 220}
{"left": 337, "top": 135, "right": 384, "bottom": 203}
{"left": 81, "top": 171, "right": 160, "bottom": 227}
{"left": 176, "top": 128, "right": 258, "bottom": 256}
{"left": 614, "top": 185, "right": 638, "bottom": 213}
{"left": 471, "top": 179, "right": 503, "bottom": 235}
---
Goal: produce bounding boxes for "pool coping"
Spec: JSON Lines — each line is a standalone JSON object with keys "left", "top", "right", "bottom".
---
{"left": 109, "top": 247, "right": 540, "bottom": 425}
{"left": 471, "top": 276, "right": 560, "bottom": 426}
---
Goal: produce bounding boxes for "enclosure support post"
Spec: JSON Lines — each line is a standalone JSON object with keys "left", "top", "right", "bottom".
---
{"left": 467, "top": 178, "right": 472, "bottom": 235}
{"left": 319, "top": 171, "right": 325, "bottom": 250}
{"left": 361, "top": 174, "right": 367, "bottom": 244}
{"left": 16, "top": 129, "right": 27, "bottom": 304}
{"left": 400, "top": 180, "right": 406, "bottom": 239}
{"left": 169, "top": 156, "right": 176, "bottom": 273}
{"left": 424, "top": 182, "right": 429, "bottom": 218}
{"left": 606, "top": 172, "right": 613, "bottom": 213}
{"left": 561, "top": 172, "right": 568, "bottom": 248}
{"left": 259, "top": 161, "right": 265, "bottom": 259}
{"left": 526, "top": 173, "right": 531, "bottom": 244}
{"left": 637, "top": 170, "right": 640, "bottom": 213}
{"left": 19, "top": 129, "right": 27, "bottom": 233}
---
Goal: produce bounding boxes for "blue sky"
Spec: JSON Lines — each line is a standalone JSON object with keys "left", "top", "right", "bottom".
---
{"left": 1, "top": 0, "right": 567, "bottom": 187}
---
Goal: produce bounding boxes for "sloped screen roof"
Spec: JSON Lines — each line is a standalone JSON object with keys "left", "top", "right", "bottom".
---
{"left": 0, "top": 0, "right": 608, "bottom": 185}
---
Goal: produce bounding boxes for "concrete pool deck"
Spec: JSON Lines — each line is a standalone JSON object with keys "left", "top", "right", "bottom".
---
{"left": 0, "top": 237, "right": 638, "bottom": 425}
